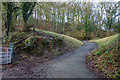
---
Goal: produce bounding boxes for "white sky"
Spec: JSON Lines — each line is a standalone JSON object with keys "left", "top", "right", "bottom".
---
{"left": 3, "top": 0, "right": 119, "bottom": 2}
{"left": 36, "top": 0, "right": 119, "bottom": 2}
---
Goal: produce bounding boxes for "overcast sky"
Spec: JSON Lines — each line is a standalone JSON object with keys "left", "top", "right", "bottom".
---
{"left": 36, "top": 0, "right": 119, "bottom": 2}
{"left": 8, "top": 0, "right": 119, "bottom": 2}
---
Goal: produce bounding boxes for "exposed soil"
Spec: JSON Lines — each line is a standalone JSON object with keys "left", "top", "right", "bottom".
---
{"left": 2, "top": 54, "right": 46, "bottom": 78}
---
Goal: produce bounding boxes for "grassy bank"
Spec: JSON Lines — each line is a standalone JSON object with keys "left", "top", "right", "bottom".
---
{"left": 86, "top": 34, "right": 119, "bottom": 78}
{"left": 90, "top": 34, "right": 118, "bottom": 47}
{"left": 32, "top": 28, "right": 83, "bottom": 51}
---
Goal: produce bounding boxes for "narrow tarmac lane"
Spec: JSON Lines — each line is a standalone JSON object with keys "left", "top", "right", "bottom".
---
{"left": 32, "top": 41, "right": 98, "bottom": 78}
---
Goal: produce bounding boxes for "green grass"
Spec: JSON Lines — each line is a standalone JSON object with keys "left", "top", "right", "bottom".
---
{"left": 90, "top": 34, "right": 119, "bottom": 47}
{"left": 32, "top": 28, "right": 83, "bottom": 50}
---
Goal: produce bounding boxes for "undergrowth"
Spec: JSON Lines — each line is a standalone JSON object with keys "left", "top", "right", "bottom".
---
{"left": 87, "top": 34, "right": 120, "bottom": 78}
{"left": 3, "top": 31, "right": 64, "bottom": 56}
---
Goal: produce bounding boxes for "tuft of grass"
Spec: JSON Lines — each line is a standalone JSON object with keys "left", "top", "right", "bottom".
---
{"left": 53, "top": 51, "right": 62, "bottom": 56}
{"left": 32, "top": 28, "right": 83, "bottom": 50}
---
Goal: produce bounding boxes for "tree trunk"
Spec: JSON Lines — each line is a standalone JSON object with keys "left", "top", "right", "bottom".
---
{"left": 23, "top": 21, "right": 28, "bottom": 32}
{"left": 6, "top": 11, "right": 12, "bottom": 36}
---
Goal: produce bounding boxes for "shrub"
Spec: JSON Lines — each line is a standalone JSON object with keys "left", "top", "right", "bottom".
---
{"left": 52, "top": 36, "right": 64, "bottom": 47}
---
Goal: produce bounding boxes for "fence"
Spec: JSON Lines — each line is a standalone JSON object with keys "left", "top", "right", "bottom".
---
{"left": 0, "top": 43, "right": 13, "bottom": 64}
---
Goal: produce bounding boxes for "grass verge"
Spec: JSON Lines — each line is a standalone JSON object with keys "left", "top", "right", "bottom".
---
{"left": 90, "top": 34, "right": 118, "bottom": 47}
{"left": 86, "top": 34, "right": 119, "bottom": 78}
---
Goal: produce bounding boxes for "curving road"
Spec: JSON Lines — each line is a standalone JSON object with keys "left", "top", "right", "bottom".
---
{"left": 32, "top": 41, "right": 98, "bottom": 78}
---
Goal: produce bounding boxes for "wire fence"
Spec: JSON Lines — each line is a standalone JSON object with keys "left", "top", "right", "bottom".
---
{"left": 0, "top": 43, "right": 13, "bottom": 64}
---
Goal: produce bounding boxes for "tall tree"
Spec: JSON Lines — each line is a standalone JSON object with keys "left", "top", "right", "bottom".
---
{"left": 21, "top": 2, "right": 36, "bottom": 31}
{"left": 3, "top": 2, "right": 20, "bottom": 36}
{"left": 62, "top": 4, "right": 65, "bottom": 33}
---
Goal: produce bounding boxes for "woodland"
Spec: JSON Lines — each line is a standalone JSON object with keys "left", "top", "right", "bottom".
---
{"left": 0, "top": 1, "right": 120, "bottom": 78}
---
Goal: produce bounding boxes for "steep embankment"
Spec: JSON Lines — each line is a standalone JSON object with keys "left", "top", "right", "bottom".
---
{"left": 32, "top": 28, "right": 83, "bottom": 51}
{"left": 4, "top": 28, "right": 83, "bottom": 55}
{"left": 86, "top": 34, "right": 119, "bottom": 78}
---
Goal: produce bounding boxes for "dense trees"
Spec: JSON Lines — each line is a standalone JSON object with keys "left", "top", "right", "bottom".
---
{"left": 21, "top": 2, "right": 36, "bottom": 31}
{"left": 2, "top": 1, "right": 119, "bottom": 39}
{"left": 32, "top": 2, "right": 118, "bottom": 39}
{"left": 2, "top": 2, "right": 36, "bottom": 36}
{"left": 2, "top": 2, "right": 20, "bottom": 36}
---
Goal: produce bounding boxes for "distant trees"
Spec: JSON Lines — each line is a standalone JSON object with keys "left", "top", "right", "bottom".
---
{"left": 29, "top": 1, "right": 119, "bottom": 38}
{"left": 2, "top": 1, "right": 119, "bottom": 39}
{"left": 103, "top": 2, "right": 118, "bottom": 32}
